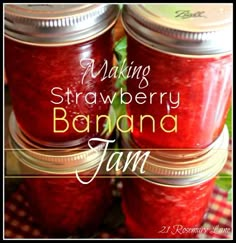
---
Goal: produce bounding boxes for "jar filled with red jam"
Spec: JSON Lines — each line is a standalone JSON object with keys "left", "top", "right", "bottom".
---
{"left": 121, "top": 4, "right": 232, "bottom": 149}
{"left": 8, "top": 111, "right": 116, "bottom": 237}
{"left": 120, "top": 125, "right": 229, "bottom": 238}
{"left": 5, "top": 4, "right": 119, "bottom": 147}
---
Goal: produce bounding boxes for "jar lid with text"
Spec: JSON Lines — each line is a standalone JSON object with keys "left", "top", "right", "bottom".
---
{"left": 122, "top": 4, "right": 232, "bottom": 55}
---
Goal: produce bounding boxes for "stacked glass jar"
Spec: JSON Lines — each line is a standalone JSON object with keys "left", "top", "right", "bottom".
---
{"left": 121, "top": 4, "right": 232, "bottom": 238}
{"left": 5, "top": 4, "right": 119, "bottom": 236}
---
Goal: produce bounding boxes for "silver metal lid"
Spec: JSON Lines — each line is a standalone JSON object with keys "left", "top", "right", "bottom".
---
{"left": 5, "top": 4, "right": 120, "bottom": 45}
{"left": 8, "top": 111, "right": 115, "bottom": 174}
{"left": 122, "top": 4, "right": 232, "bottom": 55}
{"left": 121, "top": 124, "right": 229, "bottom": 187}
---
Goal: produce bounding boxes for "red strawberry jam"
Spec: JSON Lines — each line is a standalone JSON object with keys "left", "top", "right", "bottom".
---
{"left": 5, "top": 31, "right": 114, "bottom": 146}
{"left": 126, "top": 35, "right": 232, "bottom": 149}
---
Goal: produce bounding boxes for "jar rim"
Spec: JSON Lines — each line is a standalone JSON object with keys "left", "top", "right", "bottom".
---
{"left": 120, "top": 119, "right": 229, "bottom": 186}
{"left": 8, "top": 106, "right": 116, "bottom": 174}
{"left": 4, "top": 4, "right": 120, "bottom": 45}
{"left": 125, "top": 168, "right": 216, "bottom": 188}
{"left": 9, "top": 105, "right": 117, "bottom": 149}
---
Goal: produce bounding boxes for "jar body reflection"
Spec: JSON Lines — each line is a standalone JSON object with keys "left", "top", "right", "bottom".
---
{"left": 126, "top": 35, "right": 232, "bottom": 149}
{"left": 122, "top": 177, "right": 215, "bottom": 238}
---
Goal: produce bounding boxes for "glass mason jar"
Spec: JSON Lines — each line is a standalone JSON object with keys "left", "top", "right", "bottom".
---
{"left": 8, "top": 111, "right": 116, "bottom": 237}
{"left": 120, "top": 125, "right": 229, "bottom": 238}
{"left": 121, "top": 4, "right": 232, "bottom": 149}
{"left": 5, "top": 4, "right": 119, "bottom": 147}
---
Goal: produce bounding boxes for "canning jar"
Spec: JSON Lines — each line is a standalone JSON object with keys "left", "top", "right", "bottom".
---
{"left": 5, "top": 4, "right": 119, "bottom": 147}
{"left": 8, "top": 111, "right": 116, "bottom": 237}
{"left": 120, "top": 125, "right": 229, "bottom": 238}
{"left": 122, "top": 4, "right": 232, "bottom": 149}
